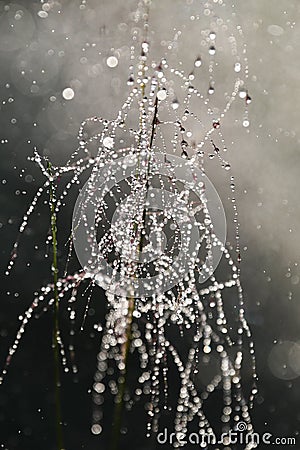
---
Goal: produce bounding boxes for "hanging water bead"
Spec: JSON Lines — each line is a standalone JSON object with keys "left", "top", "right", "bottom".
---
{"left": 37, "top": 10, "right": 48, "bottom": 18}
{"left": 171, "top": 98, "right": 179, "bottom": 110}
{"left": 238, "top": 88, "right": 247, "bottom": 99}
{"left": 246, "top": 94, "right": 252, "bottom": 105}
{"left": 103, "top": 136, "right": 114, "bottom": 148}
{"left": 208, "top": 85, "right": 215, "bottom": 95}
{"left": 209, "top": 31, "right": 216, "bottom": 40}
{"left": 234, "top": 62, "right": 241, "bottom": 72}
{"left": 208, "top": 46, "right": 216, "bottom": 56}
{"left": 243, "top": 118, "right": 250, "bottom": 128}
{"left": 127, "top": 75, "right": 134, "bottom": 85}
{"left": 194, "top": 56, "right": 202, "bottom": 67}
{"left": 181, "top": 140, "right": 188, "bottom": 158}
{"left": 141, "top": 41, "right": 149, "bottom": 55}
{"left": 157, "top": 88, "right": 167, "bottom": 101}
{"left": 213, "top": 119, "right": 220, "bottom": 129}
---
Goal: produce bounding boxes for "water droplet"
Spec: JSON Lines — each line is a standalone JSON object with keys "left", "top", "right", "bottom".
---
{"left": 246, "top": 95, "right": 252, "bottom": 105}
{"left": 243, "top": 119, "right": 250, "bottom": 128}
{"left": 91, "top": 424, "right": 102, "bottom": 435}
{"left": 62, "top": 88, "right": 75, "bottom": 100}
{"left": 181, "top": 149, "right": 188, "bottom": 158}
{"left": 103, "top": 137, "right": 114, "bottom": 149}
{"left": 25, "top": 175, "right": 33, "bottom": 183}
{"left": 14, "top": 10, "right": 24, "bottom": 20}
{"left": 171, "top": 98, "right": 179, "bottom": 110}
{"left": 194, "top": 57, "right": 202, "bottom": 68}
{"left": 238, "top": 89, "right": 247, "bottom": 99}
{"left": 37, "top": 10, "right": 48, "bottom": 18}
{"left": 213, "top": 120, "right": 220, "bottom": 129}
{"left": 208, "top": 46, "right": 216, "bottom": 56}
{"left": 208, "top": 86, "right": 215, "bottom": 95}
{"left": 142, "top": 41, "right": 149, "bottom": 54}
{"left": 157, "top": 89, "right": 167, "bottom": 101}
{"left": 209, "top": 31, "right": 216, "bottom": 40}
{"left": 106, "top": 56, "right": 118, "bottom": 68}
{"left": 234, "top": 62, "right": 241, "bottom": 73}
{"left": 127, "top": 75, "right": 134, "bottom": 85}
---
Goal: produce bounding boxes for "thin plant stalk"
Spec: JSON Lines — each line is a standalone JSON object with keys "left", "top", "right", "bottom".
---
{"left": 110, "top": 297, "right": 135, "bottom": 450}
{"left": 48, "top": 162, "right": 64, "bottom": 450}
{"left": 110, "top": 6, "right": 153, "bottom": 447}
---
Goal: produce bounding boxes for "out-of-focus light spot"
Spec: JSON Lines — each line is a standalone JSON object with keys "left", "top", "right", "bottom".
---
{"left": 37, "top": 11, "right": 48, "bottom": 19}
{"left": 267, "top": 24, "right": 284, "bottom": 36}
{"left": 268, "top": 341, "right": 300, "bottom": 380}
{"left": 91, "top": 424, "right": 102, "bottom": 435}
{"left": 103, "top": 137, "right": 114, "bottom": 149}
{"left": 289, "top": 342, "right": 300, "bottom": 376}
{"left": 0, "top": 5, "right": 35, "bottom": 51}
{"left": 239, "top": 89, "right": 247, "bottom": 99}
{"left": 171, "top": 98, "right": 179, "bottom": 110}
{"left": 14, "top": 10, "right": 23, "bottom": 20}
{"left": 42, "top": 3, "right": 51, "bottom": 12}
{"left": 62, "top": 87, "right": 75, "bottom": 100}
{"left": 157, "top": 89, "right": 167, "bottom": 100}
{"left": 234, "top": 62, "right": 241, "bottom": 72}
{"left": 106, "top": 56, "right": 118, "bottom": 68}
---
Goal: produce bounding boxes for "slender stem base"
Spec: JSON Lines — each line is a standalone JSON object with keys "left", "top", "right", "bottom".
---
{"left": 48, "top": 162, "right": 64, "bottom": 450}
{"left": 110, "top": 297, "right": 135, "bottom": 450}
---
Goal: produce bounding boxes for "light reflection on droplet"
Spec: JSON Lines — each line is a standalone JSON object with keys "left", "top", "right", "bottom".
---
{"left": 157, "top": 89, "right": 167, "bottom": 100}
{"left": 106, "top": 56, "right": 118, "bottom": 68}
{"left": 103, "top": 136, "right": 114, "bottom": 149}
{"left": 37, "top": 10, "right": 48, "bottom": 18}
{"left": 194, "top": 56, "right": 202, "bottom": 67}
{"left": 234, "top": 62, "right": 241, "bottom": 72}
{"left": 91, "top": 424, "right": 102, "bottom": 435}
{"left": 62, "top": 88, "right": 75, "bottom": 100}
{"left": 239, "top": 89, "right": 247, "bottom": 99}
{"left": 208, "top": 46, "right": 216, "bottom": 56}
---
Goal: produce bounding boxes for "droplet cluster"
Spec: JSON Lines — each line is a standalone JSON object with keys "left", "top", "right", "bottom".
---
{"left": 2, "top": 0, "right": 257, "bottom": 446}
